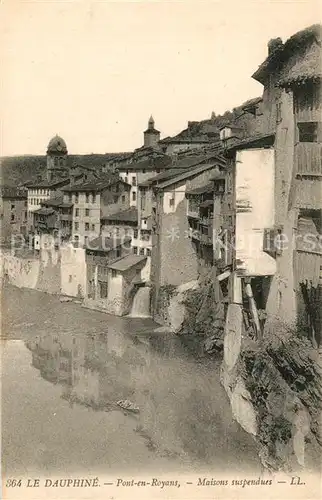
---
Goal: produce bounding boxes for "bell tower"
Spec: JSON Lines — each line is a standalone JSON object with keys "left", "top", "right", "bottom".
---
{"left": 143, "top": 116, "right": 160, "bottom": 148}
{"left": 46, "top": 135, "right": 68, "bottom": 182}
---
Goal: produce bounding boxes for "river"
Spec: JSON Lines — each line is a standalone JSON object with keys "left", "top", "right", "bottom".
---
{"left": 1, "top": 284, "right": 261, "bottom": 477}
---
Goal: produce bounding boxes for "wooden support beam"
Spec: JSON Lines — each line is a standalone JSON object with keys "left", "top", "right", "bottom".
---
{"left": 245, "top": 281, "right": 262, "bottom": 341}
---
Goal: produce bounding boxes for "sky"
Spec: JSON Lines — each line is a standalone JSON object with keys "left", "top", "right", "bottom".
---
{"left": 0, "top": 0, "right": 320, "bottom": 156}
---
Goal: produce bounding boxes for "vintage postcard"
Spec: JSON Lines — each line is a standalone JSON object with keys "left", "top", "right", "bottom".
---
{"left": 0, "top": 1, "right": 321, "bottom": 499}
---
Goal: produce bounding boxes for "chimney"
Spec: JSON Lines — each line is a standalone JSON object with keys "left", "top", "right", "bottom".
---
{"left": 268, "top": 37, "right": 283, "bottom": 55}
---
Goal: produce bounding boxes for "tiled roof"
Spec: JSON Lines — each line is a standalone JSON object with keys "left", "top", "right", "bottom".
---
{"left": 116, "top": 155, "right": 172, "bottom": 172}
{"left": 107, "top": 254, "right": 147, "bottom": 272}
{"left": 101, "top": 207, "right": 138, "bottom": 223}
{"left": 63, "top": 177, "right": 130, "bottom": 192}
{"left": 85, "top": 236, "right": 131, "bottom": 252}
{"left": 27, "top": 177, "right": 70, "bottom": 188}
{"left": 252, "top": 24, "right": 322, "bottom": 84}
{"left": 156, "top": 161, "right": 222, "bottom": 190}
{"left": 33, "top": 207, "right": 55, "bottom": 216}
{"left": 186, "top": 182, "right": 214, "bottom": 196}
{"left": 0, "top": 186, "right": 27, "bottom": 199}
{"left": 225, "top": 133, "right": 275, "bottom": 152}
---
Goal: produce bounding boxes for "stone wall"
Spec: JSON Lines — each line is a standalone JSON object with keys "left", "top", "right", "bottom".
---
{"left": 0, "top": 245, "right": 86, "bottom": 298}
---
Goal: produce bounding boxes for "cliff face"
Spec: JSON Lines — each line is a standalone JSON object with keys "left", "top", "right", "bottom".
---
{"left": 221, "top": 304, "right": 322, "bottom": 473}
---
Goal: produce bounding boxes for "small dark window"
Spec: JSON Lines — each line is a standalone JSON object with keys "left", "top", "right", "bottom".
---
{"left": 132, "top": 191, "right": 136, "bottom": 202}
{"left": 133, "top": 246, "right": 138, "bottom": 254}
{"left": 11, "top": 213, "right": 15, "bottom": 221}
{"left": 85, "top": 208, "right": 90, "bottom": 216}
{"left": 99, "top": 281, "right": 108, "bottom": 298}
{"left": 147, "top": 248, "right": 151, "bottom": 256}
{"left": 85, "top": 222, "right": 90, "bottom": 231}
{"left": 74, "top": 222, "right": 79, "bottom": 230}
{"left": 276, "top": 101, "right": 282, "bottom": 123}
{"left": 75, "top": 194, "right": 79, "bottom": 204}
{"left": 298, "top": 122, "right": 318, "bottom": 143}
{"left": 92, "top": 194, "right": 96, "bottom": 203}
{"left": 134, "top": 229, "right": 138, "bottom": 238}
{"left": 75, "top": 208, "right": 79, "bottom": 216}
{"left": 85, "top": 193, "right": 89, "bottom": 203}
{"left": 169, "top": 198, "right": 175, "bottom": 207}
{"left": 112, "top": 269, "right": 117, "bottom": 278}
{"left": 132, "top": 176, "right": 136, "bottom": 186}
{"left": 11, "top": 204, "right": 15, "bottom": 210}
{"left": 116, "top": 248, "right": 121, "bottom": 258}
{"left": 139, "top": 247, "right": 145, "bottom": 255}
{"left": 122, "top": 195, "right": 125, "bottom": 204}
{"left": 91, "top": 224, "right": 95, "bottom": 231}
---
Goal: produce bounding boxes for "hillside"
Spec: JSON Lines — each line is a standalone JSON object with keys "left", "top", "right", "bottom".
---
{"left": 0, "top": 153, "right": 130, "bottom": 186}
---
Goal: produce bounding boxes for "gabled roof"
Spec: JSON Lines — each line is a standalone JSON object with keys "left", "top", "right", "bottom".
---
{"left": 101, "top": 207, "right": 138, "bottom": 223}
{"left": 155, "top": 161, "right": 223, "bottom": 190}
{"left": 107, "top": 254, "right": 147, "bottom": 272}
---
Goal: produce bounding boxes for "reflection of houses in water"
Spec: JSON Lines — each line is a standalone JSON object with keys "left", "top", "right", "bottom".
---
{"left": 25, "top": 329, "right": 153, "bottom": 411}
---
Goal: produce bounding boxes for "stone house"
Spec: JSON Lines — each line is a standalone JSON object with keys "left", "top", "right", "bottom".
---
{"left": 0, "top": 186, "right": 28, "bottom": 244}
{"left": 221, "top": 23, "right": 322, "bottom": 345}
{"left": 149, "top": 158, "right": 226, "bottom": 315}
{"left": 85, "top": 235, "right": 131, "bottom": 306}
{"left": 62, "top": 177, "right": 131, "bottom": 247}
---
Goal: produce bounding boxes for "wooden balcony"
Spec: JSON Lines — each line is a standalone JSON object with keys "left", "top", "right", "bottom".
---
{"left": 295, "top": 143, "right": 322, "bottom": 176}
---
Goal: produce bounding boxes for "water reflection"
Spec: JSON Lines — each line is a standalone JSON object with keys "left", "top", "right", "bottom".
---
{"left": 24, "top": 324, "right": 259, "bottom": 471}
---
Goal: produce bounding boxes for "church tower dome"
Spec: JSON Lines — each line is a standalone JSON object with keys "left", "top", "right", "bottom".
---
{"left": 46, "top": 135, "right": 68, "bottom": 182}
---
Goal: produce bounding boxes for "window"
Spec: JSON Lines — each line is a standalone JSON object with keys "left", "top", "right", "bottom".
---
{"left": 11, "top": 204, "right": 15, "bottom": 210}
{"left": 24, "top": 200, "right": 27, "bottom": 207}
{"left": 142, "top": 169, "right": 146, "bottom": 174}
{"left": 85, "top": 222, "right": 90, "bottom": 231}
{"left": 11, "top": 213, "right": 15, "bottom": 221}
{"left": 141, "top": 191, "right": 146, "bottom": 210}
{"left": 74, "top": 235, "right": 79, "bottom": 247}
{"left": 86, "top": 193, "right": 89, "bottom": 203}
{"left": 99, "top": 281, "right": 108, "bottom": 299}
{"left": 139, "top": 247, "right": 145, "bottom": 255}
{"left": 134, "top": 229, "right": 138, "bottom": 238}
{"left": 84, "top": 236, "right": 89, "bottom": 246}
{"left": 75, "top": 208, "right": 79, "bottom": 216}
{"left": 24, "top": 211, "right": 27, "bottom": 220}
{"left": 133, "top": 246, "right": 138, "bottom": 254}
{"left": 112, "top": 269, "right": 117, "bottom": 278}
{"left": 113, "top": 195, "right": 118, "bottom": 203}
{"left": 92, "top": 194, "right": 96, "bottom": 203}
{"left": 146, "top": 248, "right": 151, "bottom": 256}
{"left": 85, "top": 208, "right": 90, "bottom": 216}
{"left": 298, "top": 122, "right": 319, "bottom": 143}
{"left": 169, "top": 197, "right": 175, "bottom": 207}
{"left": 132, "top": 191, "right": 136, "bottom": 202}
{"left": 116, "top": 248, "right": 121, "bottom": 258}
{"left": 122, "top": 195, "right": 125, "bottom": 204}
{"left": 91, "top": 224, "right": 95, "bottom": 231}
{"left": 132, "top": 176, "right": 136, "bottom": 186}
{"left": 276, "top": 101, "right": 282, "bottom": 123}
{"left": 74, "top": 222, "right": 79, "bottom": 230}
{"left": 75, "top": 194, "right": 79, "bottom": 204}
